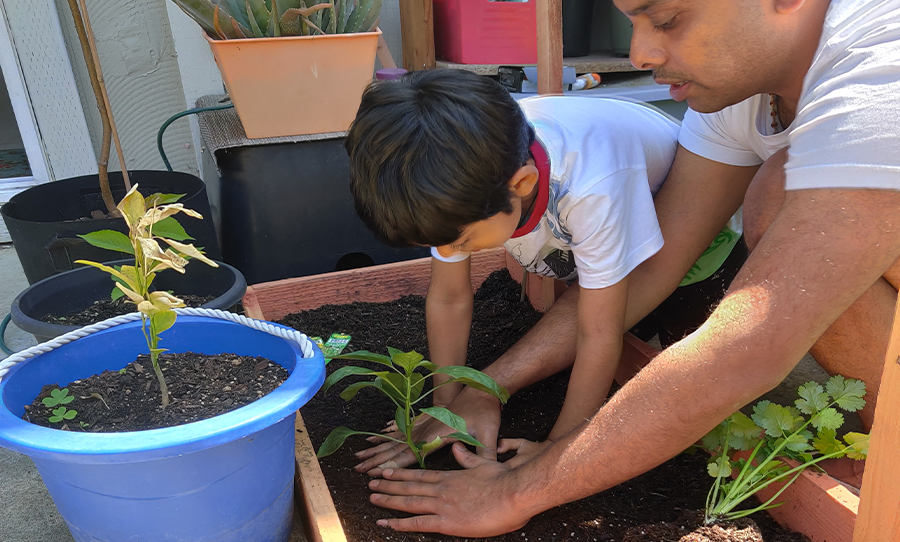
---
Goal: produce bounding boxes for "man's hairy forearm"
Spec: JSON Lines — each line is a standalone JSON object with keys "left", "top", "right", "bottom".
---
{"left": 508, "top": 188, "right": 900, "bottom": 514}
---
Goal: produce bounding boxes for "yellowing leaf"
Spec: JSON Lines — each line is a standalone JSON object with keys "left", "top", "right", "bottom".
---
{"left": 139, "top": 204, "right": 202, "bottom": 230}
{"left": 138, "top": 238, "right": 188, "bottom": 273}
{"left": 150, "top": 310, "right": 177, "bottom": 335}
{"left": 160, "top": 238, "right": 218, "bottom": 267}
{"left": 812, "top": 428, "right": 844, "bottom": 456}
{"left": 150, "top": 290, "right": 185, "bottom": 310}
{"left": 117, "top": 184, "right": 146, "bottom": 229}
{"left": 843, "top": 432, "right": 869, "bottom": 460}
{"left": 137, "top": 300, "right": 157, "bottom": 315}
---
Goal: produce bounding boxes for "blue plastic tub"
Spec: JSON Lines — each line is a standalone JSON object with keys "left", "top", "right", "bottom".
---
{"left": 0, "top": 315, "right": 325, "bottom": 542}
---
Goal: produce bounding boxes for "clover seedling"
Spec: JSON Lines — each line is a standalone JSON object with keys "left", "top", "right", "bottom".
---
{"left": 316, "top": 348, "right": 510, "bottom": 468}
{"left": 42, "top": 388, "right": 74, "bottom": 408}
{"left": 76, "top": 184, "right": 217, "bottom": 407}
{"left": 701, "top": 375, "right": 869, "bottom": 524}
{"left": 49, "top": 406, "right": 77, "bottom": 424}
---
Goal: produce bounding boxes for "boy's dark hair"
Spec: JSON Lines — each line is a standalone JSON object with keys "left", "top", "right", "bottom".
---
{"left": 346, "top": 69, "right": 535, "bottom": 247}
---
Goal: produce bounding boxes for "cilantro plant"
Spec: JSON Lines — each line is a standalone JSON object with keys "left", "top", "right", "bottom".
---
{"left": 701, "top": 375, "right": 869, "bottom": 524}
{"left": 75, "top": 184, "right": 217, "bottom": 407}
{"left": 316, "top": 348, "right": 510, "bottom": 468}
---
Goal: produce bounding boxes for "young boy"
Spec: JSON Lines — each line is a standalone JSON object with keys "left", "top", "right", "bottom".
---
{"left": 345, "top": 69, "right": 729, "bottom": 464}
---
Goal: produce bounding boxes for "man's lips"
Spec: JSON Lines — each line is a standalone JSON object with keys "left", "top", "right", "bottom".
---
{"left": 655, "top": 79, "right": 692, "bottom": 101}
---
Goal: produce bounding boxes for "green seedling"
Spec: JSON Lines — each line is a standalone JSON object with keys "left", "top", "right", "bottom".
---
{"left": 49, "top": 406, "right": 78, "bottom": 424}
{"left": 42, "top": 388, "right": 74, "bottom": 408}
{"left": 316, "top": 348, "right": 510, "bottom": 468}
{"left": 701, "top": 375, "right": 869, "bottom": 524}
{"left": 76, "top": 184, "right": 217, "bottom": 407}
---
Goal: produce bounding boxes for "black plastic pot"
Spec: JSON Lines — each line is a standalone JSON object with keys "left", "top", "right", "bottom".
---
{"left": 0, "top": 171, "right": 220, "bottom": 285}
{"left": 10, "top": 258, "right": 246, "bottom": 343}
{"left": 562, "top": 0, "right": 597, "bottom": 58}
{"left": 214, "top": 137, "right": 429, "bottom": 286}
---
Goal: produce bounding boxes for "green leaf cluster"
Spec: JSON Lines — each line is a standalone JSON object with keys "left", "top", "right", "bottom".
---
{"left": 169, "top": 0, "right": 383, "bottom": 39}
{"left": 42, "top": 388, "right": 74, "bottom": 408}
{"left": 49, "top": 406, "right": 78, "bottom": 424}
{"left": 75, "top": 185, "right": 217, "bottom": 408}
{"left": 316, "top": 348, "right": 510, "bottom": 468}
{"left": 700, "top": 375, "right": 869, "bottom": 524}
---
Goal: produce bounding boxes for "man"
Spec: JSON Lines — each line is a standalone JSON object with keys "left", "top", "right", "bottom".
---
{"left": 359, "top": 0, "right": 900, "bottom": 536}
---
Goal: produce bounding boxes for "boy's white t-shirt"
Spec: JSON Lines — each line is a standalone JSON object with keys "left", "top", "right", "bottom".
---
{"left": 679, "top": 0, "right": 900, "bottom": 191}
{"left": 432, "top": 97, "right": 679, "bottom": 290}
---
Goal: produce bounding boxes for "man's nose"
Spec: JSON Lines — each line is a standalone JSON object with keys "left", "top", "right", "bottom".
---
{"left": 628, "top": 26, "right": 666, "bottom": 71}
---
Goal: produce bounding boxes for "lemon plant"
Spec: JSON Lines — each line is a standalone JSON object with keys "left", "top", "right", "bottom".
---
{"left": 75, "top": 184, "right": 218, "bottom": 407}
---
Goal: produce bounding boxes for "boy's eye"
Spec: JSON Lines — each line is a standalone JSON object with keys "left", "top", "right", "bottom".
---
{"left": 653, "top": 14, "right": 678, "bottom": 31}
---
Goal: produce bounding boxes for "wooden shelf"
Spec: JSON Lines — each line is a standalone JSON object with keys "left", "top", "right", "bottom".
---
{"left": 435, "top": 50, "right": 642, "bottom": 76}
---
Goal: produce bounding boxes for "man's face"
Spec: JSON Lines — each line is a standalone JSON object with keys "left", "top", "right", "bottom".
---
{"left": 615, "top": 0, "right": 777, "bottom": 113}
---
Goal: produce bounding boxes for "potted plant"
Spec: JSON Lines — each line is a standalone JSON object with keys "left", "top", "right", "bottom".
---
{"left": 0, "top": 0, "right": 220, "bottom": 285}
{"left": 0, "top": 187, "right": 325, "bottom": 542}
{"left": 170, "top": 0, "right": 384, "bottom": 138}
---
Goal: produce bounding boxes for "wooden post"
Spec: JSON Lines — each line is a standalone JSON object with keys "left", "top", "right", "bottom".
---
{"left": 853, "top": 298, "right": 900, "bottom": 542}
{"left": 398, "top": 0, "right": 435, "bottom": 71}
{"left": 535, "top": 0, "right": 563, "bottom": 95}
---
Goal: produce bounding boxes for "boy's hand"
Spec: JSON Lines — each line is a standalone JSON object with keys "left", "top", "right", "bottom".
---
{"left": 497, "top": 438, "right": 554, "bottom": 468}
{"left": 354, "top": 387, "right": 502, "bottom": 476}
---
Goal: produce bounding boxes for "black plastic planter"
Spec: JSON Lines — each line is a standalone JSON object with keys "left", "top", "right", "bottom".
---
{"left": 10, "top": 258, "right": 246, "bottom": 343}
{"left": 214, "top": 137, "right": 429, "bottom": 286}
{"left": 0, "top": 171, "right": 220, "bottom": 285}
{"left": 562, "top": 0, "right": 597, "bottom": 58}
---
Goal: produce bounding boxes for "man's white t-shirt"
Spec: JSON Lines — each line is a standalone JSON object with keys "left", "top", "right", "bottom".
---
{"left": 432, "top": 97, "right": 679, "bottom": 290}
{"left": 679, "top": 0, "right": 900, "bottom": 191}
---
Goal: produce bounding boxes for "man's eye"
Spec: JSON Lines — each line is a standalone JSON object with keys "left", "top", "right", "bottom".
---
{"left": 654, "top": 15, "right": 678, "bottom": 30}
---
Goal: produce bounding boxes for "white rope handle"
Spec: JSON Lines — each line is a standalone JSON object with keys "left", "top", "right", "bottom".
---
{"left": 0, "top": 308, "right": 314, "bottom": 382}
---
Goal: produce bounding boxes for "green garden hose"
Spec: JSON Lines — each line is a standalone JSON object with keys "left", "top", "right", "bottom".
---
{"left": 1, "top": 314, "right": 15, "bottom": 355}
{"left": 157, "top": 103, "right": 235, "bottom": 172}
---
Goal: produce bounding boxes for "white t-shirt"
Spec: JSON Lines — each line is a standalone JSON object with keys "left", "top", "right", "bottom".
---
{"left": 679, "top": 0, "right": 900, "bottom": 190}
{"left": 432, "top": 96, "right": 679, "bottom": 290}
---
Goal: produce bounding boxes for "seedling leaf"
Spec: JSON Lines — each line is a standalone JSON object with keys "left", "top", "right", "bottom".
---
{"left": 42, "top": 388, "right": 74, "bottom": 407}
{"left": 375, "top": 373, "right": 407, "bottom": 405}
{"left": 394, "top": 407, "right": 407, "bottom": 435}
{"left": 446, "top": 431, "right": 484, "bottom": 448}
{"left": 433, "top": 366, "right": 510, "bottom": 403}
{"left": 323, "top": 365, "right": 387, "bottom": 394}
{"left": 390, "top": 349, "right": 424, "bottom": 374}
{"left": 409, "top": 373, "right": 425, "bottom": 402}
{"left": 420, "top": 435, "right": 443, "bottom": 454}
{"left": 317, "top": 426, "right": 369, "bottom": 457}
{"left": 152, "top": 217, "right": 194, "bottom": 241}
{"left": 339, "top": 381, "right": 377, "bottom": 401}
{"left": 420, "top": 406, "right": 468, "bottom": 434}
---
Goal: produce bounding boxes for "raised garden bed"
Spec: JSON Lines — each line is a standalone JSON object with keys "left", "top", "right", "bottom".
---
{"left": 242, "top": 249, "right": 858, "bottom": 542}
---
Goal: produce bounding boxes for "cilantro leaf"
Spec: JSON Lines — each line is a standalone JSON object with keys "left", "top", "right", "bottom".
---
{"left": 752, "top": 402, "right": 799, "bottom": 438}
{"left": 826, "top": 375, "right": 866, "bottom": 412}
{"left": 811, "top": 407, "right": 844, "bottom": 431}
{"left": 843, "top": 432, "right": 869, "bottom": 460}
{"left": 812, "top": 428, "right": 844, "bottom": 456}
{"left": 795, "top": 382, "right": 829, "bottom": 415}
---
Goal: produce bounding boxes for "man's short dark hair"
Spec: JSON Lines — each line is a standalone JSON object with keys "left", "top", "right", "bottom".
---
{"left": 346, "top": 69, "right": 535, "bottom": 247}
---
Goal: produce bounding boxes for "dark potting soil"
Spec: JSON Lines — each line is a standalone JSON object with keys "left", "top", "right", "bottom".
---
{"left": 41, "top": 294, "right": 216, "bottom": 326}
{"left": 25, "top": 351, "right": 288, "bottom": 432}
{"left": 278, "top": 270, "right": 810, "bottom": 542}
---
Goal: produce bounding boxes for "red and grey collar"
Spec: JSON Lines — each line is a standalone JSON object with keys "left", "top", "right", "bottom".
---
{"left": 511, "top": 140, "right": 550, "bottom": 238}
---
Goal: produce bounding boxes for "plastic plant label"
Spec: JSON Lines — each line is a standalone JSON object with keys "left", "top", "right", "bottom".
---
{"left": 312, "top": 333, "right": 351, "bottom": 364}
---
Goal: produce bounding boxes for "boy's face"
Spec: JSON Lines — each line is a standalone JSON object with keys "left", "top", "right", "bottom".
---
{"left": 434, "top": 199, "right": 525, "bottom": 258}
{"left": 434, "top": 162, "right": 540, "bottom": 259}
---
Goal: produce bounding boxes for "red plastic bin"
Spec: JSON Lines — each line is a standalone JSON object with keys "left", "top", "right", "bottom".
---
{"left": 433, "top": 0, "right": 537, "bottom": 65}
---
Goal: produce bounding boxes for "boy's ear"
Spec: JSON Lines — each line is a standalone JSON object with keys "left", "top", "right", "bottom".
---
{"left": 508, "top": 164, "right": 539, "bottom": 197}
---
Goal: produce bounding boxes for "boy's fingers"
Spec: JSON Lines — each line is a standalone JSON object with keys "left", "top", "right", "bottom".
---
{"left": 355, "top": 440, "right": 397, "bottom": 459}
{"left": 496, "top": 438, "right": 522, "bottom": 454}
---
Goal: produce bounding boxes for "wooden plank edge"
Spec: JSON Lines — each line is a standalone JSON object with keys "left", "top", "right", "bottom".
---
{"left": 241, "top": 285, "right": 264, "bottom": 320}
{"left": 294, "top": 411, "right": 348, "bottom": 542}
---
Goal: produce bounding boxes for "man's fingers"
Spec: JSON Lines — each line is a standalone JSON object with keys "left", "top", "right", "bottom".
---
{"left": 380, "top": 466, "right": 448, "bottom": 483}
{"left": 452, "top": 442, "right": 489, "bottom": 469}
{"left": 497, "top": 438, "right": 523, "bottom": 454}
{"left": 376, "top": 514, "right": 445, "bottom": 533}
{"left": 356, "top": 446, "right": 420, "bottom": 475}
{"left": 369, "top": 477, "right": 442, "bottom": 499}
{"left": 503, "top": 455, "right": 526, "bottom": 468}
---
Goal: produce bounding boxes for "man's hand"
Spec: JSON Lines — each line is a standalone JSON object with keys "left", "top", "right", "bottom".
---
{"left": 497, "top": 438, "right": 553, "bottom": 468}
{"left": 354, "top": 387, "right": 502, "bottom": 476}
{"left": 369, "top": 442, "right": 534, "bottom": 537}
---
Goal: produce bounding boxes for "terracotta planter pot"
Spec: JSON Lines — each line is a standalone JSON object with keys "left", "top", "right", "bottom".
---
{"left": 244, "top": 249, "right": 856, "bottom": 542}
{"left": 206, "top": 29, "right": 381, "bottom": 139}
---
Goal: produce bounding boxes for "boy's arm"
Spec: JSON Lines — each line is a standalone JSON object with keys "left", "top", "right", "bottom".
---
{"left": 547, "top": 279, "right": 628, "bottom": 442}
{"left": 426, "top": 257, "right": 474, "bottom": 406}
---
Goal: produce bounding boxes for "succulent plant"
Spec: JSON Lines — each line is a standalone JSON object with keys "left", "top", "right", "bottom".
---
{"left": 171, "top": 0, "right": 382, "bottom": 38}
